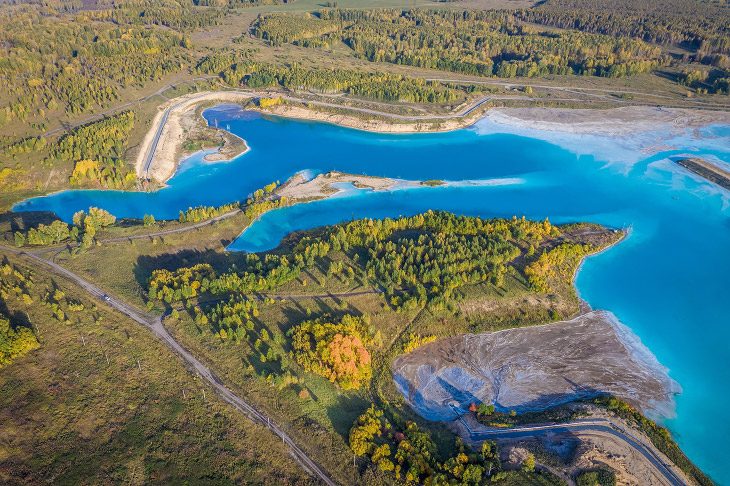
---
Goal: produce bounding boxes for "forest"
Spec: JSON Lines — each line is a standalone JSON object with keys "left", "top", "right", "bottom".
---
{"left": 522, "top": 0, "right": 730, "bottom": 59}
{"left": 52, "top": 112, "right": 137, "bottom": 189}
{"left": 147, "top": 212, "right": 580, "bottom": 314}
{"left": 520, "top": 0, "right": 730, "bottom": 92}
{"left": 196, "top": 51, "right": 467, "bottom": 103}
{"left": 253, "top": 9, "right": 668, "bottom": 79}
{"left": 0, "top": 4, "right": 192, "bottom": 128}
{"left": 348, "top": 405, "right": 528, "bottom": 484}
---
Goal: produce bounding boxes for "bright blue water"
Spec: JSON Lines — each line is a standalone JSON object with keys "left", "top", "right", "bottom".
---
{"left": 14, "top": 105, "right": 730, "bottom": 484}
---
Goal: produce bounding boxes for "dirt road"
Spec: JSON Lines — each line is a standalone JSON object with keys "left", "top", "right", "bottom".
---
{"left": 0, "top": 244, "right": 337, "bottom": 486}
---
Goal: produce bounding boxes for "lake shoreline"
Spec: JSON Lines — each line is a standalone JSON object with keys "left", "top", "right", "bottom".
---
{"left": 135, "top": 90, "right": 730, "bottom": 185}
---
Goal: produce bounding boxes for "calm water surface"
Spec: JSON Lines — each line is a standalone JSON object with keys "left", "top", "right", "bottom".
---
{"left": 15, "top": 106, "right": 730, "bottom": 483}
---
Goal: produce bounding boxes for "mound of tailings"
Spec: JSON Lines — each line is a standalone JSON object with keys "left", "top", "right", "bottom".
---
{"left": 393, "top": 311, "right": 680, "bottom": 421}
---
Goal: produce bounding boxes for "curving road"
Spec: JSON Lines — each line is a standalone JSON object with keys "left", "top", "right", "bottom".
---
{"left": 459, "top": 416, "right": 687, "bottom": 486}
{"left": 141, "top": 92, "right": 215, "bottom": 178}
{"left": 0, "top": 244, "right": 337, "bottom": 486}
{"left": 100, "top": 209, "right": 242, "bottom": 244}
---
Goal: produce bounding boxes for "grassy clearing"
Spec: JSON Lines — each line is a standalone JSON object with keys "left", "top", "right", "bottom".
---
{"left": 0, "top": 253, "right": 313, "bottom": 485}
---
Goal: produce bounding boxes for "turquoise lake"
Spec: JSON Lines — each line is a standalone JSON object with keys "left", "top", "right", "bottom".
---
{"left": 15, "top": 106, "right": 730, "bottom": 483}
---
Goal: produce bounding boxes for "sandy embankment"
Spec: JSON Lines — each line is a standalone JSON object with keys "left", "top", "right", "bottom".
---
{"left": 135, "top": 91, "right": 257, "bottom": 183}
{"left": 393, "top": 310, "right": 680, "bottom": 421}
{"left": 261, "top": 102, "right": 482, "bottom": 133}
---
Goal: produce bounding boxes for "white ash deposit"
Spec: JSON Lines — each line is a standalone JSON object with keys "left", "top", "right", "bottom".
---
{"left": 393, "top": 311, "right": 680, "bottom": 421}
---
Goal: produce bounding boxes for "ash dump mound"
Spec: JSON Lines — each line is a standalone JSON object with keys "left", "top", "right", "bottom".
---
{"left": 393, "top": 311, "right": 680, "bottom": 422}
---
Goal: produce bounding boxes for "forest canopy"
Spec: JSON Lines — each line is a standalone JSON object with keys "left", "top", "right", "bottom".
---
{"left": 253, "top": 9, "right": 668, "bottom": 79}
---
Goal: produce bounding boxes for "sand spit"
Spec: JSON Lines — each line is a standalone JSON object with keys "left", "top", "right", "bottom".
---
{"left": 393, "top": 310, "right": 680, "bottom": 421}
{"left": 134, "top": 91, "right": 256, "bottom": 183}
{"left": 275, "top": 171, "right": 526, "bottom": 202}
{"left": 277, "top": 171, "right": 426, "bottom": 201}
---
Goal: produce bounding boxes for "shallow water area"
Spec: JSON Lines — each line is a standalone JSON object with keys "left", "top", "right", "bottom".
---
{"left": 14, "top": 106, "right": 730, "bottom": 484}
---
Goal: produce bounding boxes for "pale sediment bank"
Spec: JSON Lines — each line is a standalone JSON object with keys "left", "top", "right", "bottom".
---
{"left": 276, "top": 171, "right": 420, "bottom": 201}
{"left": 275, "top": 170, "right": 525, "bottom": 203}
{"left": 477, "top": 106, "right": 730, "bottom": 169}
{"left": 392, "top": 310, "right": 680, "bottom": 422}
{"left": 483, "top": 106, "right": 730, "bottom": 136}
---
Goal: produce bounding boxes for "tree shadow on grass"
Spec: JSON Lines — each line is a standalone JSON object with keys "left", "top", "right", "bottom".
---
{"left": 0, "top": 297, "right": 32, "bottom": 330}
{"left": 134, "top": 248, "right": 249, "bottom": 289}
{"left": 0, "top": 211, "right": 58, "bottom": 233}
{"left": 326, "top": 393, "right": 371, "bottom": 441}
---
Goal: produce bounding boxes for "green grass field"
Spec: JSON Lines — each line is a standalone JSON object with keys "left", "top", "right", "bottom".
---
{"left": 0, "top": 253, "right": 314, "bottom": 485}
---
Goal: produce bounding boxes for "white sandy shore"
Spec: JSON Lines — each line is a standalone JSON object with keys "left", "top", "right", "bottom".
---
{"left": 483, "top": 106, "right": 730, "bottom": 136}
{"left": 134, "top": 91, "right": 257, "bottom": 183}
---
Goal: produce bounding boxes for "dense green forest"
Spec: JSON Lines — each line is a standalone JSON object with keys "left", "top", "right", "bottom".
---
{"left": 147, "top": 211, "right": 586, "bottom": 314}
{"left": 0, "top": 4, "right": 192, "bottom": 127}
{"left": 196, "top": 51, "right": 467, "bottom": 103}
{"left": 253, "top": 9, "right": 667, "bottom": 79}
{"left": 521, "top": 0, "right": 730, "bottom": 92}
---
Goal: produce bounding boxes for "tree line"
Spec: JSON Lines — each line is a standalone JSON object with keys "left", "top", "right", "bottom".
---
{"left": 51, "top": 112, "right": 137, "bottom": 189}
{"left": 178, "top": 201, "right": 241, "bottom": 223}
{"left": 195, "top": 51, "right": 466, "bottom": 103}
{"left": 252, "top": 9, "right": 667, "bottom": 79}
{"left": 14, "top": 207, "right": 116, "bottom": 250}
{"left": 147, "top": 211, "right": 567, "bottom": 316}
